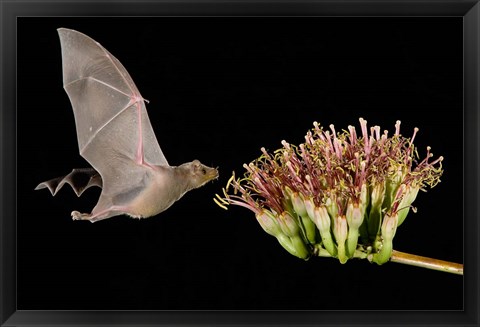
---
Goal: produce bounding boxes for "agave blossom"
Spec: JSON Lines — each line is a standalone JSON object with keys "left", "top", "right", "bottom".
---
{"left": 215, "top": 118, "right": 457, "bottom": 273}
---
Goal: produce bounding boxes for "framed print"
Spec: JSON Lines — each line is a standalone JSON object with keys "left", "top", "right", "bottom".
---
{"left": 2, "top": 1, "right": 478, "bottom": 326}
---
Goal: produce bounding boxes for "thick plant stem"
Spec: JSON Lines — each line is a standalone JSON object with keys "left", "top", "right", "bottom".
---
{"left": 390, "top": 250, "right": 463, "bottom": 275}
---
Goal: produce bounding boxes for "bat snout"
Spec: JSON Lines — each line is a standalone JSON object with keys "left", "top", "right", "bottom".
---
{"left": 205, "top": 166, "right": 219, "bottom": 181}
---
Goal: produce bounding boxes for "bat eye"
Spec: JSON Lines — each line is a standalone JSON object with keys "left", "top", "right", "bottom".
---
{"left": 202, "top": 168, "right": 207, "bottom": 175}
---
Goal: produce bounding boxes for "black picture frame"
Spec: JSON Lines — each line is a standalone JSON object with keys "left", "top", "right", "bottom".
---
{"left": 2, "top": 1, "right": 479, "bottom": 326}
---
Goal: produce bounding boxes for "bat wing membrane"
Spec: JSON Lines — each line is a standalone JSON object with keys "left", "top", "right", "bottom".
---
{"left": 57, "top": 28, "right": 168, "bottom": 198}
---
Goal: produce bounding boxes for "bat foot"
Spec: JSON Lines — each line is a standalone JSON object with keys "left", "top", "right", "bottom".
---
{"left": 71, "top": 210, "right": 92, "bottom": 221}
{"left": 71, "top": 206, "right": 128, "bottom": 222}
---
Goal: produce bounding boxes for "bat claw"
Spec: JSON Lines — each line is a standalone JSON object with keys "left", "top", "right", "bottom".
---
{"left": 71, "top": 210, "right": 91, "bottom": 221}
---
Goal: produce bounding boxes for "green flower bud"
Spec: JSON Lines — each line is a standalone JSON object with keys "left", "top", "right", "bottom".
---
{"left": 381, "top": 212, "right": 398, "bottom": 242}
{"left": 312, "top": 206, "right": 331, "bottom": 233}
{"left": 312, "top": 206, "right": 337, "bottom": 256}
{"left": 281, "top": 189, "right": 316, "bottom": 244}
{"left": 368, "top": 180, "right": 386, "bottom": 238}
{"left": 301, "top": 215, "right": 318, "bottom": 244}
{"left": 333, "top": 215, "right": 348, "bottom": 263}
{"left": 346, "top": 200, "right": 364, "bottom": 257}
{"left": 290, "top": 191, "right": 308, "bottom": 218}
{"left": 333, "top": 215, "right": 348, "bottom": 244}
{"left": 384, "top": 165, "right": 403, "bottom": 210}
{"left": 278, "top": 211, "right": 300, "bottom": 237}
{"left": 290, "top": 235, "right": 311, "bottom": 259}
{"left": 346, "top": 200, "right": 364, "bottom": 230}
{"left": 372, "top": 213, "right": 398, "bottom": 265}
{"left": 325, "top": 195, "right": 339, "bottom": 220}
{"left": 397, "top": 185, "right": 420, "bottom": 226}
{"left": 256, "top": 210, "right": 281, "bottom": 237}
{"left": 360, "top": 182, "right": 368, "bottom": 210}
{"left": 274, "top": 211, "right": 310, "bottom": 260}
{"left": 304, "top": 197, "right": 315, "bottom": 221}
{"left": 286, "top": 193, "right": 316, "bottom": 244}
{"left": 371, "top": 180, "right": 386, "bottom": 208}
{"left": 276, "top": 234, "right": 297, "bottom": 257}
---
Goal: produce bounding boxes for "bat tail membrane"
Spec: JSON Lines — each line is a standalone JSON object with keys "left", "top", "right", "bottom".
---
{"left": 35, "top": 168, "right": 102, "bottom": 197}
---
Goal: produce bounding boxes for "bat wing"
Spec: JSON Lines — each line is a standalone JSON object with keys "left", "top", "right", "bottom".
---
{"left": 35, "top": 168, "right": 102, "bottom": 196}
{"left": 57, "top": 28, "right": 168, "bottom": 199}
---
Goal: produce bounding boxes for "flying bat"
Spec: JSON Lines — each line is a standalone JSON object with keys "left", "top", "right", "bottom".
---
{"left": 35, "top": 28, "right": 219, "bottom": 222}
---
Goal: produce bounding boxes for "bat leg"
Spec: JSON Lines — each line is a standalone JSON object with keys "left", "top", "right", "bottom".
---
{"left": 71, "top": 205, "right": 130, "bottom": 223}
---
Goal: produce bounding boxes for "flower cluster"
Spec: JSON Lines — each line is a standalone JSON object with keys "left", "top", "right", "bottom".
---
{"left": 215, "top": 118, "right": 444, "bottom": 264}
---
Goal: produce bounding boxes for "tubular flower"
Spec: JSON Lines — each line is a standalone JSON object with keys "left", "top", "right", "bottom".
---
{"left": 215, "top": 118, "right": 443, "bottom": 264}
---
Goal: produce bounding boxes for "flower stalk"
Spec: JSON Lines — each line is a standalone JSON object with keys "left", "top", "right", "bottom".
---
{"left": 389, "top": 250, "right": 463, "bottom": 275}
{"left": 215, "top": 118, "right": 463, "bottom": 275}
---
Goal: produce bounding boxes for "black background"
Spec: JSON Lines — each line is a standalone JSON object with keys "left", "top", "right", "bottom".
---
{"left": 17, "top": 17, "right": 463, "bottom": 310}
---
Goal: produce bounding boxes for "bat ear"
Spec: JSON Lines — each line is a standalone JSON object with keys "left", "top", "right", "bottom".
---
{"left": 192, "top": 159, "right": 201, "bottom": 166}
{"left": 191, "top": 160, "right": 207, "bottom": 175}
{"left": 187, "top": 160, "right": 219, "bottom": 188}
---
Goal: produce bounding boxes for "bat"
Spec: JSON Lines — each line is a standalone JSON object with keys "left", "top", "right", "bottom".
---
{"left": 35, "top": 28, "right": 219, "bottom": 222}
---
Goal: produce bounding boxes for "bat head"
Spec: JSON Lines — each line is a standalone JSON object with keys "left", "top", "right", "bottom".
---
{"left": 186, "top": 160, "right": 219, "bottom": 189}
